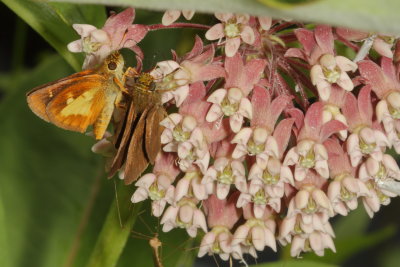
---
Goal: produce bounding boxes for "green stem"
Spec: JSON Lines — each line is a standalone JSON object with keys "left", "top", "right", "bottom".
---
{"left": 86, "top": 181, "right": 141, "bottom": 267}
{"left": 0, "top": 194, "right": 9, "bottom": 267}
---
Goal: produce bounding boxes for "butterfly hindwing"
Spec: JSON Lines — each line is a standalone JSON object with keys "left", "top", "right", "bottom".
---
{"left": 145, "top": 105, "right": 165, "bottom": 164}
{"left": 124, "top": 108, "right": 150, "bottom": 184}
{"left": 108, "top": 101, "right": 138, "bottom": 177}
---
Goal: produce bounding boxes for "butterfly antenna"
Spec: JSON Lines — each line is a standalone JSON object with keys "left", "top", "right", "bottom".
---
{"left": 131, "top": 210, "right": 155, "bottom": 240}
{"left": 212, "top": 253, "right": 220, "bottom": 267}
{"left": 162, "top": 236, "right": 193, "bottom": 261}
{"left": 131, "top": 231, "right": 153, "bottom": 240}
{"left": 138, "top": 212, "right": 155, "bottom": 236}
{"left": 136, "top": 55, "right": 143, "bottom": 72}
{"left": 239, "top": 255, "right": 249, "bottom": 267}
{"left": 155, "top": 200, "right": 162, "bottom": 237}
{"left": 116, "top": 29, "right": 130, "bottom": 49}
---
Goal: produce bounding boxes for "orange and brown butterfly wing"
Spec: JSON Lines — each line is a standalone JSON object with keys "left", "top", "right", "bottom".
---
{"left": 43, "top": 75, "right": 109, "bottom": 134}
{"left": 144, "top": 105, "right": 166, "bottom": 164}
{"left": 124, "top": 108, "right": 150, "bottom": 185}
{"left": 26, "top": 70, "right": 98, "bottom": 122}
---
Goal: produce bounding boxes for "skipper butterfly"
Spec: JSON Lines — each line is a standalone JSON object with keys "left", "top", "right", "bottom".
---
{"left": 27, "top": 52, "right": 126, "bottom": 140}
{"left": 109, "top": 68, "right": 166, "bottom": 184}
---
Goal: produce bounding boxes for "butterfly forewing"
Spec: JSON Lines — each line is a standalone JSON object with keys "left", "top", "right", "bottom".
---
{"left": 26, "top": 70, "right": 99, "bottom": 122}
{"left": 124, "top": 108, "right": 150, "bottom": 184}
{"left": 45, "top": 78, "right": 107, "bottom": 133}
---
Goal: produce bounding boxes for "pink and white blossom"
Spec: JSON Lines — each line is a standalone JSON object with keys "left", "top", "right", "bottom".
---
{"left": 359, "top": 155, "right": 400, "bottom": 209}
{"left": 310, "top": 53, "right": 357, "bottom": 100}
{"left": 151, "top": 38, "right": 225, "bottom": 106}
{"left": 174, "top": 171, "right": 210, "bottom": 201}
{"left": 198, "top": 194, "right": 244, "bottom": 260}
{"left": 162, "top": 10, "right": 195, "bottom": 26}
{"left": 361, "top": 180, "right": 391, "bottom": 218}
{"left": 198, "top": 226, "right": 242, "bottom": 261}
{"left": 279, "top": 213, "right": 334, "bottom": 246}
{"left": 131, "top": 153, "right": 178, "bottom": 216}
{"left": 359, "top": 58, "right": 400, "bottom": 153}
{"left": 285, "top": 25, "right": 335, "bottom": 66}
{"left": 336, "top": 28, "right": 395, "bottom": 58}
{"left": 284, "top": 102, "right": 347, "bottom": 181}
{"left": 161, "top": 197, "right": 208, "bottom": 237}
{"left": 325, "top": 139, "right": 370, "bottom": 215}
{"left": 202, "top": 157, "right": 247, "bottom": 199}
{"left": 342, "top": 86, "right": 390, "bottom": 166}
{"left": 205, "top": 13, "right": 255, "bottom": 57}
{"left": 287, "top": 182, "right": 334, "bottom": 221}
{"left": 290, "top": 230, "right": 336, "bottom": 257}
{"left": 231, "top": 87, "right": 291, "bottom": 166}
{"left": 82, "top": 8, "right": 400, "bottom": 261}
{"left": 68, "top": 8, "right": 147, "bottom": 68}
{"left": 233, "top": 216, "right": 277, "bottom": 255}
{"left": 321, "top": 86, "right": 348, "bottom": 140}
{"left": 206, "top": 53, "right": 266, "bottom": 132}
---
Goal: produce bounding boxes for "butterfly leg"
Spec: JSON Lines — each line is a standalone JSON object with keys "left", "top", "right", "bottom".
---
{"left": 114, "top": 91, "right": 127, "bottom": 109}
{"left": 123, "top": 67, "right": 139, "bottom": 83}
{"left": 113, "top": 77, "right": 130, "bottom": 95}
{"left": 93, "top": 94, "right": 118, "bottom": 140}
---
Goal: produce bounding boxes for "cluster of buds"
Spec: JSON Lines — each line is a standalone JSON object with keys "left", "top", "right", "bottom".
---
{"left": 75, "top": 8, "right": 400, "bottom": 262}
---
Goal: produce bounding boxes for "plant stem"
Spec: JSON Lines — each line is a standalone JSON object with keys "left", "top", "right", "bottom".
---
{"left": 148, "top": 22, "right": 210, "bottom": 31}
{"left": 86, "top": 181, "right": 142, "bottom": 267}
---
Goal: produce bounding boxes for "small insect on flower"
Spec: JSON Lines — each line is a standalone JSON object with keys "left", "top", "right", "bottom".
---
{"left": 27, "top": 51, "right": 127, "bottom": 140}
{"left": 108, "top": 67, "right": 166, "bottom": 184}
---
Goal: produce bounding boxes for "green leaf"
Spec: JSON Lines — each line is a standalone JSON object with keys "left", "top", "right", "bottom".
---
{"left": 379, "top": 244, "right": 400, "bottom": 267}
{"left": 2, "top": 0, "right": 106, "bottom": 70}
{"left": 257, "top": 0, "right": 323, "bottom": 9}
{"left": 250, "top": 260, "right": 338, "bottom": 267}
{"left": 50, "top": 0, "right": 400, "bottom": 35}
{"left": 333, "top": 205, "right": 370, "bottom": 238}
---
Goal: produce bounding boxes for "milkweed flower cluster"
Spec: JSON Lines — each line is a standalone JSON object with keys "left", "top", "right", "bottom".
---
{"left": 82, "top": 8, "right": 400, "bottom": 262}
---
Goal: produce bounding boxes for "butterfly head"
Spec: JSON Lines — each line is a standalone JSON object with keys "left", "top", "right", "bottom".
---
{"left": 103, "top": 51, "right": 125, "bottom": 76}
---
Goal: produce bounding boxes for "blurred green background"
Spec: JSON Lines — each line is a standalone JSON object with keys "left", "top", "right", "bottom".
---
{"left": 1, "top": 2, "right": 400, "bottom": 267}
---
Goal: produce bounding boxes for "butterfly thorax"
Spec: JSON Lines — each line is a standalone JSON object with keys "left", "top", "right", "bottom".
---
{"left": 129, "top": 73, "right": 161, "bottom": 112}
{"left": 135, "top": 73, "right": 155, "bottom": 92}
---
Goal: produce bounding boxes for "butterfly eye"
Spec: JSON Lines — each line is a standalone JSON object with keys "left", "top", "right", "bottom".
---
{"left": 149, "top": 82, "right": 156, "bottom": 91}
{"left": 108, "top": 62, "right": 117, "bottom": 70}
